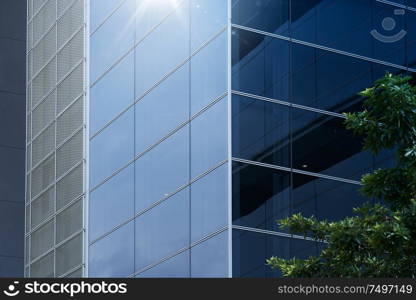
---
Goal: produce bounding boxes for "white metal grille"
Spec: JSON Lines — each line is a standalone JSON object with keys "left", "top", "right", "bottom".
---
{"left": 57, "top": 0, "right": 84, "bottom": 48}
{"left": 32, "top": 90, "right": 56, "bottom": 137}
{"left": 33, "top": 25, "right": 57, "bottom": 75}
{"left": 56, "top": 130, "right": 83, "bottom": 178}
{"left": 56, "top": 163, "right": 83, "bottom": 210}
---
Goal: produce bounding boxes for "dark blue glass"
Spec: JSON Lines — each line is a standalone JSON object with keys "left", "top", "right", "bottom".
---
{"left": 191, "top": 231, "right": 228, "bottom": 278}
{"left": 191, "top": 164, "right": 228, "bottom": 243}
{"left": 90, "top": 52, "right": 134, "bottom": 136}
{"left": 89, "top": 165, "right": 134, "bottom": 241}
{"left": 291, "top": 107, "right": 372, "bottom": 181}
{"left": 292, "top": 173, "right": 368, "bottom": 222}
{"left": 291, "top": 42, "right": 403, "bottom": 112}
{"left": 232, "top": 229, "right": 290, "bottom": 278}
{"left": 135, "top": 126, "right": 190, "bottom": 213}
{"left": 135, "top": 188, "right": 190, "bottom": 271}
{"left": 232, "top": 0, "right": 290, "bottom": 36}
{"left": 232, "top": 94, "right": 290, "bottom": 167}
{"left": 89, "top": 222, "right": 135, "bottom": 277}
{"left": 191, "top": 97, "right": 228, "bottom": 178}
{"left": 136, "top": 251, "right": 190, "bottom": 278}
{"left": 232, "top": 28, "right": 290, "bottom": 102}
{"left": 135, "top": 62, "right": 189, "bottom": 155}
{"left": 232, "top": 162, "right": 290, "bottom": 231}
{"left": 90, "top": 0, "right": 136, "bottom": 83}
{"left": 89, "top": 108, "right": 134, "bottom": 189}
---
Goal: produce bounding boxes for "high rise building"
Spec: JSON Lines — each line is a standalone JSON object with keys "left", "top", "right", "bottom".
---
{"left": 0, "top": 0, "right": 26, "bottom": 277}
{"left": 25, "top": 0, "right": 415, "bottom": 278}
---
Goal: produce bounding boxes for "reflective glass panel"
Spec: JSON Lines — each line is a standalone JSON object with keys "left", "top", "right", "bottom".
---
{"left": 135, "top": 188, "right": 190, "bottom": 271}
{"left": 90, "top": 108, "right": 134, "bottom": 188}
{"left": 89, "top": 165, "right": 134, "bottom": 241}
{"left": 89, "top": 222, "right": 135, "bottom": 277}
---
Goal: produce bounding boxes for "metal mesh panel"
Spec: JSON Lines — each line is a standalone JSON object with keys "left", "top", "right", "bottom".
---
{"left": 56, "top": 233, "right": 82, "bottom": 276}
{"left": 56, "top": 200, "right": 82, "bottom": 243}
{"left": 30, "top": 220, "right": 54, "bottom": 260}
{"left": 57, "top": 0, "right": 74, "bottom": 17}
{"left": 66, "top": 268, "right": 82, "bottom": 278}
{"left": 30, "top": 251, "right": 54, "bottom": 277}
{"left": 56, "top": 164, "right": 83, "bottom": 210}
{"left": 32, "top": 57, "right": 56, "bottom": 108}
{"left": 57, "top": 63, "right": 83, "bottom": 114}
{"left": 27, "top": 0, "right": 85, "bottom": 276}
{"left": 28, "top": 0, "right": 33, "bottom": 21}
{"left": 28, "top": 21, "right": 33, "bottom": 50}
{"left": 57, "top": 96, "right": 83, "bottom": 145}
{"left": 57, "top": 0, "right": 84, "bottom": 49}
{"left": 32, "top": 123, "right": 55, "bottom": 166}
{"left": 27, "top": 113, "right": 32, "bottom": 142}
{"left": 32, "top": 90, "right": 56, "bottom": 137}
{"left": 33, "top": 25, "right": 57, "bottom": 75}
{"left": 57, "top": 29, "right": 84, "bottom": 81}
{"left": 31, "top": 154, "right": 55, "bottom": 198}
{"left": 31, "top": 186, "right": 55, "bottom": 229}
{"left": 26, "top": 174, "right": 31, "bottom": 203}
{"left": 56, "top": 130, "right": 83, "bottom": 178}
{"left": 26, "top": 205, "right": 30, "bottom": 233}
{"left": 33, "top": 0, "right": 56, "bottom": 46}
{"left": 27, "top": 144, "right": 32, "bottom": 173}
{"left": 28, "top": 52, "right": 33, "bottom": 82}
{"left": 33, "top": 0, "right": 48, "bottom": 15}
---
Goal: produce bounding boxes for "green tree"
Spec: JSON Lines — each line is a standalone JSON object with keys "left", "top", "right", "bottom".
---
{"left": 267, "top": 73, "right": 416, "bottom": 277}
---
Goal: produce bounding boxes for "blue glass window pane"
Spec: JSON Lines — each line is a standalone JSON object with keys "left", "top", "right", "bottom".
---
{"left": 90, "top": 52, "right": 134, "bottom": 136}
{"left": 89, "top": 222, "right": 134, "bottom": 277}
{"left": 135, "top": 1, "right": 190, "bottom": 98}
{"left": 89, "top": 165, "right": 134, "bottom": 242}
{"left": 191, "top": 0, "right": 227, "bottom": 51}
{"left": 292, "top": 107, "right": 372, "bottom": 181}
{"left": 136, "top": 251, "right": 190, "bottom": 278}
{"left": 407, "top": 9, "right": 416, "bottom": 69}
{"left": 90, "top": 0, "right": 135, "bottom": 83}
{"left": 232, "top": 0, "right": 290, "bottom": 37}
{"left": 191, "top": 231, "right": 228, "bottom": 278}
{"left": 191, "top": 97, "right": 228, "bottom": 178}
{"left": 191, "top": 31, "right": 227, "bottom": 114}
{"left": 232, "top": 229, "right": 317, "bottom": 278}
{"left": 232, "top": 162, "right": 290, "bottom": 231}
{"left": 135, "top": 0, "right": 178, "bottom": 42}
{"left": 135, "top": 188, "right": 190, "bottom": 271}
{"left": 191, "top": 164, "right": 228, "bottom": 243}
{"left": 135, "top": 63, "right": 189, "bottom": 155}
{"left": 135, "top": 126, "right": 190, "bottom": 213}
{"left": 90, "top": 0, "right": 124, "bottom": 33}
{"left": 291, "top": 0, "right": 408, "bottom": 67}
{"left": 232, "top": 28, "right": 290, "bottom": 102}
{"left": 232, "top": 94, "right": 290, "bottom": 168}
{"left": 292, "top": 173, "right": 368, "bottom": 222}
{"left": 291, "top": 42, "right": 402, "bottom": 112}
{"left": 89, "top": 108, "right": 134, "bottom": 189}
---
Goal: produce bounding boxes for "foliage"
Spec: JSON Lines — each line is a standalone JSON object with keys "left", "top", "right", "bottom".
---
{"left": 267, "top": 73, "right": 416, "bottom": 277}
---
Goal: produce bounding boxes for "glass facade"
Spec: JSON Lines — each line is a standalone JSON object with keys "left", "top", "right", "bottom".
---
{"left": 231, "top": 0, "right": 415, "bottom": 278}
{"left": 25, "top": 0, "right": 416, "bottom": 278}
{"left": 88, "top": 0, "right": 229, "bottom": 278}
